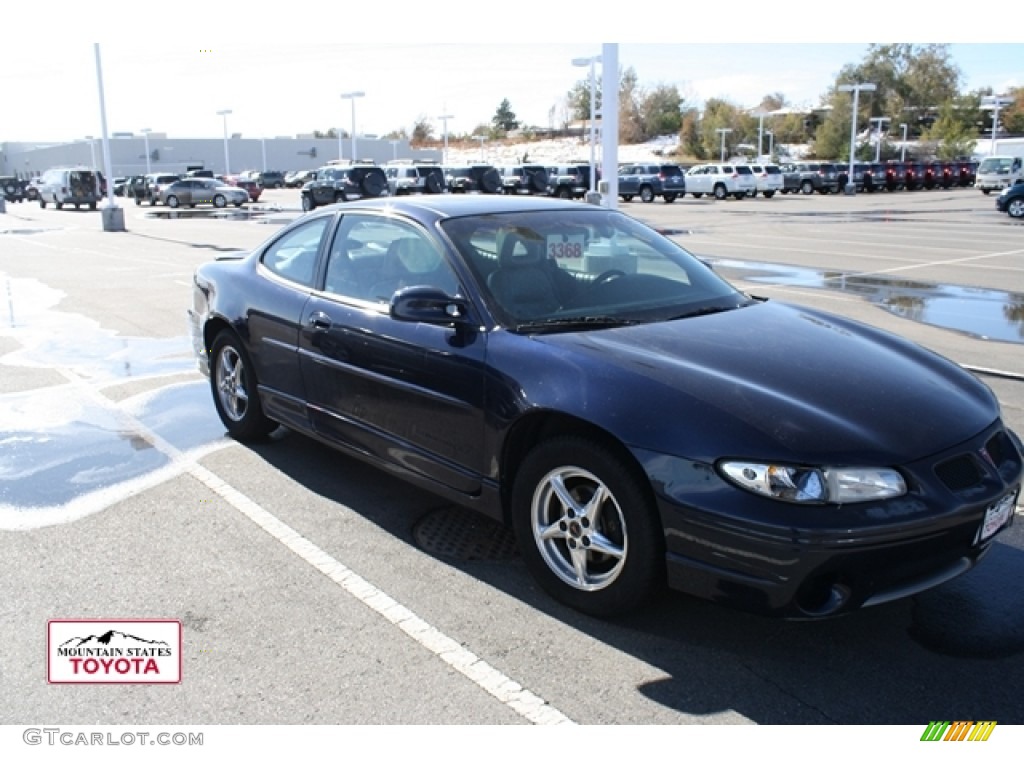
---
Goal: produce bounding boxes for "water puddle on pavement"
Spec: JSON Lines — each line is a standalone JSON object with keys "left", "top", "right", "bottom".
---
{"left": 0, "top": 274, "right": 229, "bottom": 528}
{"left": 709, "top": 258, "right": 1024, "bottom": 345}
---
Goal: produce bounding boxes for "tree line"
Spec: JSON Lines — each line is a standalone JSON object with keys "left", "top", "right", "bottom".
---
{"left": 311, "top": 45, "right": 1022, "bottom": 161}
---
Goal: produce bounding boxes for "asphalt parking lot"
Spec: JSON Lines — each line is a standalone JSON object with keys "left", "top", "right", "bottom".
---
{"left": 0, "top": 186, "right": 1022, "bottom": 731}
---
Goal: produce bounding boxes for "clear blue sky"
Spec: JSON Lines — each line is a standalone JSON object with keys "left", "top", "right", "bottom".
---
{"left": 2, "top": 4, "right": 1019, "bottom": 143}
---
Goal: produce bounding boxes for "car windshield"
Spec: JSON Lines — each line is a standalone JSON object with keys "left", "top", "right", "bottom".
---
{"left": 441, "top": 209, "right": 751, "bottom": 330}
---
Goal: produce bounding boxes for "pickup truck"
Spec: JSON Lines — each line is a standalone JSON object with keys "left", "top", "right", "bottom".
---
{"left": 617, "top": 163, "right": 686, "bottom": 203}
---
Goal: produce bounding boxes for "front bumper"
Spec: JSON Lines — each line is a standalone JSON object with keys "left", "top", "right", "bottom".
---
{"left": 636, "top": 423, "right": 1023, "bottom": 618}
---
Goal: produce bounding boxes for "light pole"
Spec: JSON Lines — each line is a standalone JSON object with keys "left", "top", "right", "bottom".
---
{"left": 753, "top": 111, "right": 768, "bottom": 159}
{"left": 766, "top": 130, "right": 774, "bottom": 159}
{"left": 261, "top": 137, "right": 267, "bottom": 172}
{"left": 899, "top": 123, "right": 908, "bottom": 162}
{"left": 437, "top": 114, "right": 454, "bottom": 166}
{"left": 981, "top": 95, "right": 1012, "bottom": 155}
{"left": 572, "top": 55, "right": 601, "bottom": 193}
{"left": 389, "top": 139, "right": 400, "bottom": 161}
{"left": 84, "top": 135, "right": 98, "bottom": 169}
{"left": 716, "top": 128, "right": 732, "bottom": 162}
{"left": 870, "top": 117, "right": 888, "bottom": 162}
{"left": 216, "top": 109, "right": 232, "bottom": 175}
{"left": 474, "top": 135, "right": 486, "bottom": 161}
{"left": 341, "top": 91, "right": 365, "bottom": 161}
{"left": 140, "top": 128, "right": 151, "bottom": 174}
{"left": 837, "top": 83, "right": 876, "bottom": 193}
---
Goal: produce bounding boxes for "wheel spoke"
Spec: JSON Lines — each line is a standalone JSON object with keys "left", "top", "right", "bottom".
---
{"left": 587, "top": 530, "right": 624, "bottom": 561}
{"left": 549, "top": 473, "right": 583, "bottom": 516}
{"left": 569, "top": 546, "right": 590, "bottom": 586}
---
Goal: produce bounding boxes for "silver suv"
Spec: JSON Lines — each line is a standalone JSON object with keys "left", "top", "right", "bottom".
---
{"left": 385, "top": 163, "right": 446, "bottom": 195}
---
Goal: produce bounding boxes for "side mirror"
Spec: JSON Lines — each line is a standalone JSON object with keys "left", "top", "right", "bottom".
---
{"left": 390, "top": 286, "right": 471, "bottom": 326}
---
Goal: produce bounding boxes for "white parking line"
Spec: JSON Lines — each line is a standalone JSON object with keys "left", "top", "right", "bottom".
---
{"left": 35, "top": 364, "right": 574, "bottom": 726}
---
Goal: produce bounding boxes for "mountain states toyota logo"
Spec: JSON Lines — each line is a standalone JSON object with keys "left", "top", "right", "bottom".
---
{"left": 47, "top": 620, "right": 182, "bottom": 684}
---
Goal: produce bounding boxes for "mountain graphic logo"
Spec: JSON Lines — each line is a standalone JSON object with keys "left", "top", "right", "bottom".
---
{"left": 60, "top": 630, "right": 170, "bottom": 649}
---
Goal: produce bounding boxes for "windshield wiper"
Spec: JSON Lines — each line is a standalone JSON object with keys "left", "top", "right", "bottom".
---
{"left": 513, "top": 315, "right": 637, "bottom": 333}
{"left": 666, "top": 305, "right": 738, "bottom": 321}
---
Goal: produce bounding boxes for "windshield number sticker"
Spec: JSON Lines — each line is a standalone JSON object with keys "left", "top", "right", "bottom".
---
{"left": 547, "top": 235, "right": 585, "bottom": 261}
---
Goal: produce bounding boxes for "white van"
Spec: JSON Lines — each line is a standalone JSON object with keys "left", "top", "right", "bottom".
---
{"left": 37, "top": 167, "right": 102, "bottom": 210}
{"left": 975, "top": 155, "right": 1024, "bottom": 194}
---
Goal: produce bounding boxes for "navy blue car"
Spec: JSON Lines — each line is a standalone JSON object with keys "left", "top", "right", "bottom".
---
{"left": 188, "top": 196, "right": 1021, "bottom": 619}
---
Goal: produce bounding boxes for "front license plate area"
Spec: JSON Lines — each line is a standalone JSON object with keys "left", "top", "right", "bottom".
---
{"left": 978, "top": 491, "right": 1017, "bottom": 544}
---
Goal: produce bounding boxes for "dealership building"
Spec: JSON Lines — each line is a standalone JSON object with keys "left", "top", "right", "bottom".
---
{"left": 0, "top": 133, "right": 440, "bottom": 179}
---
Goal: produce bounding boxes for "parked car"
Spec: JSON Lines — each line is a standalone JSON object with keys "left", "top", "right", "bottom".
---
{"left": 954, "top": 159, "right": 978, "bottom": 188}
{"left": 134, "top": 173, "right": 182, "bottom": 206}
{"left": 0, "top": 176, "right": 27, "bottom": 202}
{"left": 301, "top": 164, "right": 389, "bottom": 211}
{"left": 230, "top": 177, "right": 262, "bottom": 202}
{"left": 995, "top": 180, "right": 1024, "bottom": 219}
{"left": 36, "top": 167, "right": 101, "bottom": 210}
{"left": 923, "top": 162, "right": 954, "bottom": 190}
{"left": 159, "top": 178, "right": 249, "bottom": 208}
{"left": 499, "top": 165, "right": 550, "bottom": 196}
{"left": 444, "top": 165, "right": 503, "bottom": 194}
{"left": 255, "top": 170, "right": 286, "bottom": 189}
{"left": 188, "top": 195, "right": 1022, "bottom": 619}
{"left": 785, "top": 162, "right": 840, "bottom": 195}
{"left": 545, "top": 164, "right": 593, "bottom": 199}
{"left": 617, "top": 163, "right": 686, "bottom": 203}
{"left": 778, "top": 163, "right": 806, "bottom": 194}
{"left": 744, "top": 163, "right": 784, "bottom": 198}
{"left": 385, "top": 163, "right": 447, "bottom": 196}
{"left": 285, "top": 170, "right": 316, "bottom": 189}
{"left": 684, "top": 163, "right": 755, "bottom": 200}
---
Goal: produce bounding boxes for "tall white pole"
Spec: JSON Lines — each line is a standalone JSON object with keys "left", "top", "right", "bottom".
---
{"left": 438, "top": 114, "right": 453, "bottom": 166}
{"left": 217, "top": 109, "right": 232, "bottom": 175}
{"left": 261, "top": 137, "right": 267, "bottom": 172}
{"left": 900, "top": 123, "right": 907, "bottom": 162}
{"left": 141, "top": 129, "right": 151, "bottom": 174}
{"left": 93, "top": 44, "right": 122, "bottom": 230}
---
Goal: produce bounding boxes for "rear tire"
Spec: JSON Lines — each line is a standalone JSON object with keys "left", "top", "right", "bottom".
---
{"left": 167, "top": 195, "right": 180, "bottom": 209}
{"left": 639, "top": 185, "right": 655, "bottom": 203}
{"left": 713, "top": 184, "right": 727, "bottom": 200}
{"left": 209, "top": 330, "right": 278, "bottom": 441}
{"left": 213, "top": 195, "right": 227, "bottom": 208}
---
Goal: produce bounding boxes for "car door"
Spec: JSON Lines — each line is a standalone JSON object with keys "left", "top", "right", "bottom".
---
{"left": 247, "top": 213, "right": 335, "bottom": 422}
{"left": 298, "top": 213, "right": 488, "bottom": 494}
{"left": 619, "top": 165, "right": 639, "bottom": 196}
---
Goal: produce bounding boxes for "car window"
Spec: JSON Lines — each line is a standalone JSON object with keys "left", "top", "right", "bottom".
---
{"left": 261, "top": 216, "right": 330, "bottom": 288}
{"left": 322, "top": 215, "right": 460, "bottom": 304}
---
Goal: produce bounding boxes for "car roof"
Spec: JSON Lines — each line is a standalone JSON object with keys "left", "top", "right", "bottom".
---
{"left": 321, "top": 194, "right": 590, "bottom": 220}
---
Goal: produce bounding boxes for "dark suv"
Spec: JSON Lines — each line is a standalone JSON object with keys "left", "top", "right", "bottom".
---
{"left": 301, "top": 164, "right": 389, "bottom": 211}
{"left": 785, "top": 162, "right": 840, "bottom": 194}
{"left": 500, "top": 165, "right": 550, "bottom": 195}
{"left": 385, "top": 163, "right": 447, "bottom": 195}
{"left": 256, "top": 171, "right": 286, "bottom": 189}
{"left": 444, "top": 165, "right": 503, "bottom": 194}
{"left": 545, "top": 164, "right": 594, "bottom": 199}
{"left": 0, "top": 176, "right": 27, "bottom": 202}
{"left": 617, "top": 163, "right": 686, "bottom": 203}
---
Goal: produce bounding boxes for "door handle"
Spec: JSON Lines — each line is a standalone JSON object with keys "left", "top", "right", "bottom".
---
{"left": 308, "top": 312, "right": 332, "bottom": 330}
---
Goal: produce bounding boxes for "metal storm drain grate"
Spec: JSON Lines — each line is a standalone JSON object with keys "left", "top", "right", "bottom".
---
{"left": 413, "top": 506, "right": 519, "bottom": 561}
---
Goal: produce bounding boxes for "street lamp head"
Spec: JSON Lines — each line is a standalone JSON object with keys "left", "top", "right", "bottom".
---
{"left": 216, "top": 109, "right": 232, "bottom": 116}
{"left": 838, "top": 83, "right": 877, "bottom": 93}
{"left": 571, "top": 55, "right": 601, "bottom": 67}
{"left": 341, "top": 91, "right": 365, "bottom": 99}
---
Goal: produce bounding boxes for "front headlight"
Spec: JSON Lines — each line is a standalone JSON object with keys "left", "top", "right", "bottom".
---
{"left": 718, "top": 461, "right": 907, "bottom": 504}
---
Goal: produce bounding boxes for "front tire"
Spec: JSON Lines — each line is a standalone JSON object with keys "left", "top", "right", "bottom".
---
{"left": 1008, "top": 198, "right": 1024, "bottom": 219}
{"left": 639, "top": 185, "right": 655, "bottom": 203}
{"left": 166, "top": 195, "right": 180, "bottom": 209}
{"left": 511, "top": 437, "right": 665, "bottom": 617}
{"left": 209, "top": 330, "right": 277, "bottom": 441}
{"left": 301, "top": 195, "right": 315, "bottom": 212}
{"left": 713, "top": 184, "right": 727, "bottom": 200}
{"left": 801, "top": 180, "right": 814, "bottom": 195}
{"left": 213, "top": 194, "right": 227, "bottom": 208}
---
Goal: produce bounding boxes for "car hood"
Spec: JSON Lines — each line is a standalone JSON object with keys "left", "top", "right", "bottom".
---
{"left": 528, "top": 301, "right": 998, "bottom": 465}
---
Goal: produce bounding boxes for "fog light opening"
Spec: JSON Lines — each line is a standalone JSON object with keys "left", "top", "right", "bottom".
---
{"left": 797, "top": 577, "right": 853, "bottom": 617}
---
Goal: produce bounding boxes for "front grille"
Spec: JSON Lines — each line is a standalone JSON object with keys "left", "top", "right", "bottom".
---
{"left": 934, "top": 455, "right": 983, "bottom": 491}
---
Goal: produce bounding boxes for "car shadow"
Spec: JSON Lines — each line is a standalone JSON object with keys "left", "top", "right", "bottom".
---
{"left": 241, "top": 427, "right": 1024, "bottom": 725}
